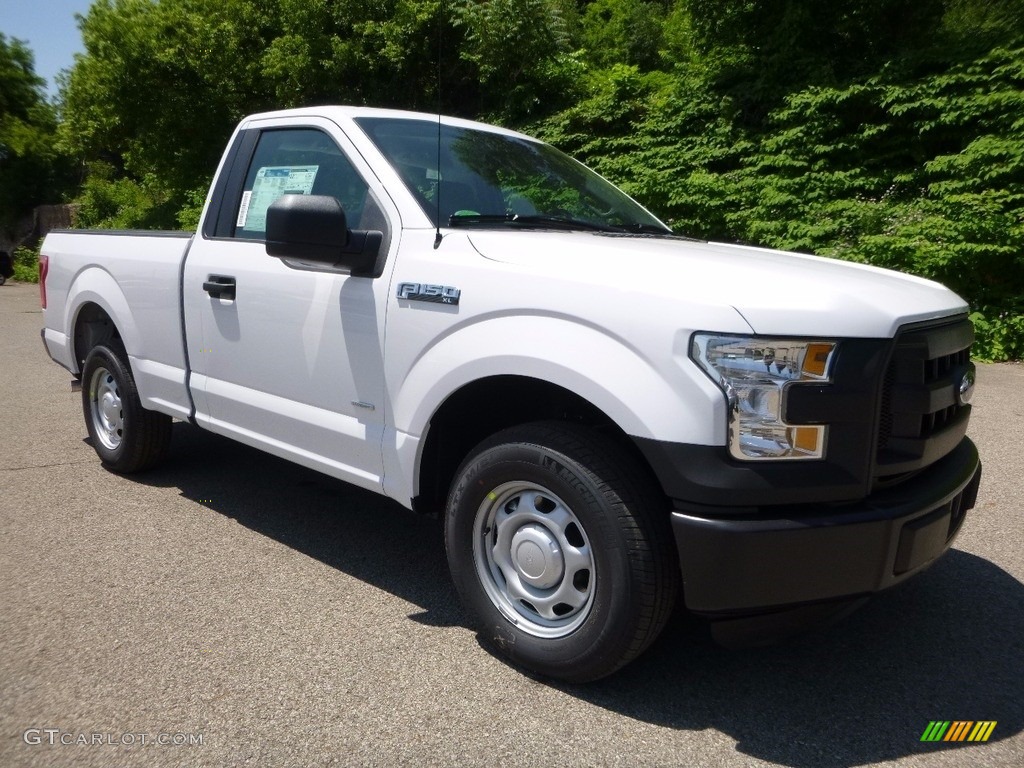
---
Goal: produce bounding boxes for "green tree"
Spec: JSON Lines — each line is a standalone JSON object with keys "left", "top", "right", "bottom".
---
{"left": 580, "top": 0, "right": 667, "bottom": 72}
{"left": 0, "top": 34, "right": 74, "bottom": 236}
{"left": 538, "top": 1, "right": 1024, "bottom": 357}
{"left": 59, "top": 0, "right": 277, "bottom": 228}
{"left": 537, "top": 64, "right": 742, "bottom": 238}
{"left": 59, "top": 0, "right": 471, "bottom": 228}
{"left": 453, "top": 0, "right": 585, "bottom": 122}
{"left": 678, "top": 0, "right": 947, "bottom": 124}
{"left": 729, "top": 44, "right": 1024, "bottom": 292}
{"left": 259, "top": 0, "right": 461, "bottom": 112}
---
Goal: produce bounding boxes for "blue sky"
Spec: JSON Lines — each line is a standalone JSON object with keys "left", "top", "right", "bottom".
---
{"left": 1, "top": 0, "right": 93, "bottom": 97}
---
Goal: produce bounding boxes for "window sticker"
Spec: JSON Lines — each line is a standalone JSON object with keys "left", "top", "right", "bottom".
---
{"left": 240, "top": 165, "right": 319, "bottom": 231}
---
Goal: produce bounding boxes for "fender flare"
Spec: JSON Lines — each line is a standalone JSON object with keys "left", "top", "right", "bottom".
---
{"left": 393, "top": 314, "right": 727, "bottom": 447}
{"left": 64, "top": 266, "right": 138, "bottom": 373}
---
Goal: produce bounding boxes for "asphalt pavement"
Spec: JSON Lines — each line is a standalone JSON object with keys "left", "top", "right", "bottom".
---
{"left": 1, "top": 280, "right": 1022, "bottom": 767}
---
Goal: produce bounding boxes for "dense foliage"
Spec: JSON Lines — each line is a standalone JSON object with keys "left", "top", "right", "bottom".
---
{"left": 4, "top": 0, "right": 1023, "bottom": 358}
{"left": 11, "top": 244, "right": 42, "bottom": 282}
{"left": 535, "top": 1, "right": 1024, "bottom": 360}
{"left": 0, "top": 34, "right": 76, "bottom": 235}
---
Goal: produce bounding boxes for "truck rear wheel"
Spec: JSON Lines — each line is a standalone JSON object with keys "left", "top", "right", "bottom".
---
{"left": 445, "top": 422, "right": 678, "bottom": 682}
{"left": 81, "top": 342, "right": 172, "bottom": 473}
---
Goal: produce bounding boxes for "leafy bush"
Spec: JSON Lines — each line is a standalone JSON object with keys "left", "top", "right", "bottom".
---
{"left": 727, "top": 43, "right": 1024, "bottom": 360}
{"left": 538, "top": 31, "right": 1024, "bottom": 360}
{"left": 12, "top": 245, "right": 40, "bottom": 283}
{"left": 175, "top": 184, "right": 212, "bottom": 231}
{"left": 970, "top": 308, "right": 1024, "bottom": 362}
{"left": 72, "top": 163, "right": 179, "bottom": 230}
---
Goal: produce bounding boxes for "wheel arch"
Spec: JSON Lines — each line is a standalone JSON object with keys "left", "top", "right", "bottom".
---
{"left": 65, "top": 268, "right": 136, "bottom": 374}
{"left": 412, "top": 374, "right": 663, "bottom": 515}
{"left": 73, "top": 302, "right": 123, "bottom": 374}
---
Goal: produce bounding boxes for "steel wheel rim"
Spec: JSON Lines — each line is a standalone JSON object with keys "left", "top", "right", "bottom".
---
{"left": 473, "top": 481, "right": 596, "bottom": 638}
{"left": 89, "top": 366, "right": 124, "bottom": 451}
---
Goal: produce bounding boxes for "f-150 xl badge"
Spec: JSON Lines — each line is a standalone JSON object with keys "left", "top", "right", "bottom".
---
{"left": 397, "top": 282, "right": 461, "bottom": 306}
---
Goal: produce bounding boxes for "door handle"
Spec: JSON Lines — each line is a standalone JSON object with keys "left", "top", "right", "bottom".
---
{"left": 203, "top": 276, "right": 236, "bottom": 300}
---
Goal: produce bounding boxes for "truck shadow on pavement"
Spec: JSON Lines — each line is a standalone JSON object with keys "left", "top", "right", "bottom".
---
{"left": 578, "top": 551, "right": 1023, "bottom": 767}
{"left": 135, "top": 423, "right": 1022, "bottom": 768}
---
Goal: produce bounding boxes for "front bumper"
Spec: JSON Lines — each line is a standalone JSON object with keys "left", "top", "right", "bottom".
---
{"left": 671, "top": 437, "right": 981, "bottom": 615}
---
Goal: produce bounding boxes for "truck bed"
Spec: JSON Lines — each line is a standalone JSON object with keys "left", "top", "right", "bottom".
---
{"left": 41, "top": 229, "right": 195, "bottom": 420}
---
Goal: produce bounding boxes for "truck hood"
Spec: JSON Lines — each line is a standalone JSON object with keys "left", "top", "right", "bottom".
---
{"left": 466, "top": 231, "right": 969, "bottom": 338}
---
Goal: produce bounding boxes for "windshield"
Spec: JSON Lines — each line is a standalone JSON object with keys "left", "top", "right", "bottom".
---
{"left": 354, "top": 117, "right": 671, "bottom": 234}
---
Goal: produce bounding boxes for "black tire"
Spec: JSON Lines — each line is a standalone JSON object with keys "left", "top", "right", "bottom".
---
{"left": 0, "top": 274, "right": 6, "bottom": 286}
{"left": 445, "top": 422, "right": 679, "bottom": 682}
{"left": 81, "top": 342, "right": 172, "bottom": 473}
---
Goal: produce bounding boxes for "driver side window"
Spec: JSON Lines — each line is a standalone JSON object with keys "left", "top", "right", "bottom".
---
{"left": 232, "top": 128, "right": 371, "bottom": 240}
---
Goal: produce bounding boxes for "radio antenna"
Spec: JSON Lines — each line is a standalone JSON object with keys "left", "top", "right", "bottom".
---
{"left": 433, "top": 0, "right": 444, "bottom": 250}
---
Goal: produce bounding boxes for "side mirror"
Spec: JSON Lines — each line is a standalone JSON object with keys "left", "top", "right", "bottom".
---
{"left": 265, "top": 194, "right": 382, "bottom": 275}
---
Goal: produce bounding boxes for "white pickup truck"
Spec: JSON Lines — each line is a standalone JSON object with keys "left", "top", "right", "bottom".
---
{"left": 41, "top": 106, "right": 981, "bottom": 682}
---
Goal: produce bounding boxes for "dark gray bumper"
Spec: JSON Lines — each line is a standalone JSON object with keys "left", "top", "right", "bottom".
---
{"left": 672, "top": 437, "right": 981, "bottom": 615}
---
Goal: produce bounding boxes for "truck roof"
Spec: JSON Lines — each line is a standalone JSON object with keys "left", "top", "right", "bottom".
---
{"left": 240, "top": 106, "right": 535, "bottom": 142}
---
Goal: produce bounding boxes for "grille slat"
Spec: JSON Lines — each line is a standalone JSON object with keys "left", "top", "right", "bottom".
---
{"left": 875, "top": 319, "right": 974, "bottom": 478}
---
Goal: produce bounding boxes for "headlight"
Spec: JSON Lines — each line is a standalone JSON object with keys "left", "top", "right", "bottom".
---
{"left": 691, "top": 335, "right": 837, "bottom": 461}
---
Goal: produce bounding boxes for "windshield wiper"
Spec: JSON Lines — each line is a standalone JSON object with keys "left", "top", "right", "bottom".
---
{"left": 618, "top": 222, "right": 675, "bottom": 235}
{"left": 448, "top": 213, "right": 618, "bottom": 232}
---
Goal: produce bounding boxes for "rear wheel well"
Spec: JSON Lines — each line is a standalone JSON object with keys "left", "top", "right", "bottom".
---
{"left": 73, "top": 303, "right": 121, "bottom": 373}
{"left": 414, "top": 375, "right": 657, "bottom": 515}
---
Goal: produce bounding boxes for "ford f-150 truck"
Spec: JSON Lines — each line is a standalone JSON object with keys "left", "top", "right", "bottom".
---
{"left": 41, "top": 106, "right": 982, "bottom": 682}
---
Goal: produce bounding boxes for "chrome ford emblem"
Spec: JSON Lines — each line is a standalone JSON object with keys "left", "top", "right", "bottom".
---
{"left": 957, "top": 365, "right": 976, "bottom": 406}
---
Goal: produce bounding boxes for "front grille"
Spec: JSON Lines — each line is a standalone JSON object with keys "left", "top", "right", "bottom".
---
{"left": 875, "top": 318, "right": 974, "bottom": 477}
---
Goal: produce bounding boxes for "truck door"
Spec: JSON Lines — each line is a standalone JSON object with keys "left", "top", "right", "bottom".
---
{"left": 182, "top": 119, "right": 397, "bottom": 494}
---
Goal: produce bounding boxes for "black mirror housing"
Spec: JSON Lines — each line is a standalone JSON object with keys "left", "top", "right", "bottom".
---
{"left": 266, "top": 194, "right": 382, "bottom": 275}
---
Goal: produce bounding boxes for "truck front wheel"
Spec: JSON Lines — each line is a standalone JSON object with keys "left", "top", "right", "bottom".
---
{"left": 445, "top": 422, "right": 678, "bottom": 682}
{"left": 81, "top": 342, "right": 172, "bottom": 473}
